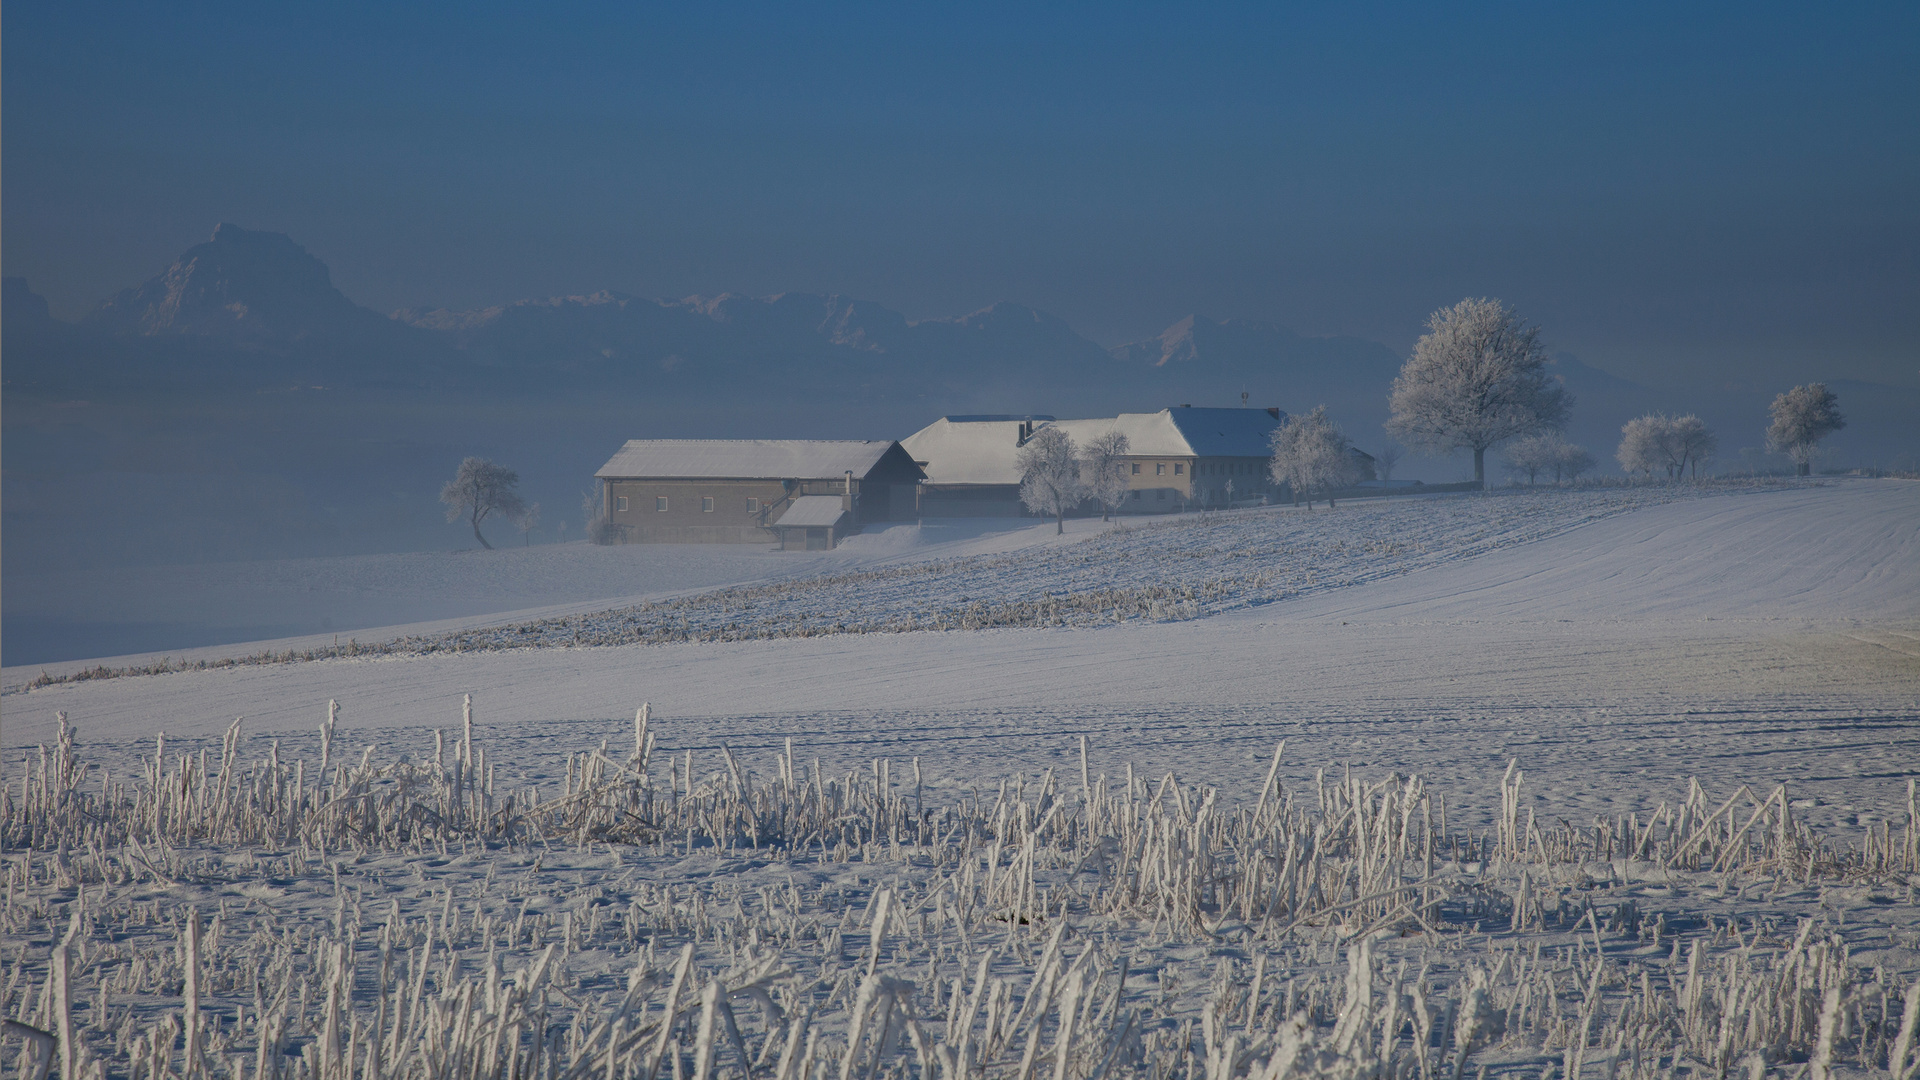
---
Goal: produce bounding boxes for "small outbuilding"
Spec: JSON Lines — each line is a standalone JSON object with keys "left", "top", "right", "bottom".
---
{"left": 593, "top": 439, "right": 925, "bottom": 547}
{"left": 769, "top": 495, "right": 853, "bottom": 550}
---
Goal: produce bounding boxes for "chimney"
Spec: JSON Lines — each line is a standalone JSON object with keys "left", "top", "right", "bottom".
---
{"left": 843, "top": 470, "right": 854, "bottom": 513}
{"left": 1266, "top": 407, "right": 1281, "bottom": 419}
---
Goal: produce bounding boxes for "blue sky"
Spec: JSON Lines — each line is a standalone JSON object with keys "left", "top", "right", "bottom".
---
{"left": 5, "top": 1, "right": 1915, "bottom": 386}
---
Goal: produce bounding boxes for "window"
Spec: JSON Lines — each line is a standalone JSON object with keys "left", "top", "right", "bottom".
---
{"left": 655, "top": 497, "right": 668, "bottom": 511}
{"left": 1174, "top": 463, "right": 1185, "bottom": 475}
{"left": 1131, "top": 463, "right": 1141, "bottom": 475}
{"left": 1131, "top": 490, "right": 1141, "bottom": 500}
{"left": 1155, "top": 463, "right": 1165, "bottom": 475}
{"left": 747, "top": 497, "right": 760, "bottom": 513}
{"left": 615, "top": 496, "right": 629, "bottom": 512}
{"left": 702, "top": 496, "right": 715, "bottom": 513}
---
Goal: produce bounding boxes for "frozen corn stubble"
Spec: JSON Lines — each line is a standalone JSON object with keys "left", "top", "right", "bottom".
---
{"left": 3, "top": 700, "right": 1917, "bottom": 1080}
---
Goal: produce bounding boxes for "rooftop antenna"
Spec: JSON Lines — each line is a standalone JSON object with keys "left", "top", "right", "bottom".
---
{"left": 1241, "top": 391, "right": 1249, "bottom": 407}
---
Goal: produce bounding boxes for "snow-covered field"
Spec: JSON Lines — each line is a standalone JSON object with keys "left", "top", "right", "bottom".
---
{"left": 4, "top": 480, "right": 1917, "bottom": 1080}
{"left": 0, "top": 516, "right": 1085, "bottom": 667}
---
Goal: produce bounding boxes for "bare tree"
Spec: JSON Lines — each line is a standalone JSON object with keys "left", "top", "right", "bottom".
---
{"left": 1270, "top": 405, "right": 1361, "bottom": 509}
{"left": 518, "top": 501, "right": 541, "bottom": 546}
{"left": 1767, "top": 383, "right": 1845, "bottom": 476}
{"left": 1387, "top": 298, "right": 1572, "bottom": 486}
{"left": 1017, "top": 426, "right": 1082, "bottom": 534}
{"left": 583, "top": 487, "right": 618, "bottom": 544}
{"left": 1079, "top": 430, "right": 1132, "bottom": 522}
{"left": 1376, "top": 443, "right": 1405, "bottom": 482}
{"left": 441, "top": 457, "right": 526, "bottom": 549}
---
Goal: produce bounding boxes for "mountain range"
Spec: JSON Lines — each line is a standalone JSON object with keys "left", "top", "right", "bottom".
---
{"left": 5, "top": 223, "right": 1409, "bottom": 417}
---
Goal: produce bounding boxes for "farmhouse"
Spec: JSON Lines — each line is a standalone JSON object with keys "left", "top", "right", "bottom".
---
{"left": 594, "top": 439, "right": 925, "bottom": 549}
{"left": 904, "top": 406, "right": 1293, "bottom": 515}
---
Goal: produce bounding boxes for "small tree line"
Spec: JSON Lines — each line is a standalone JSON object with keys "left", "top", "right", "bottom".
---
{"left": 1378, "top": 297, "right": 1849, "bottom": 487}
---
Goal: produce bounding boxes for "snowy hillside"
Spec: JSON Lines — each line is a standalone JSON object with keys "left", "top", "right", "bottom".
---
{"left": 3, "top": 479, "right": 1915, "bottom": 1080}
{"left": 7, "top": 480, "right": 1912, "bottom": 828}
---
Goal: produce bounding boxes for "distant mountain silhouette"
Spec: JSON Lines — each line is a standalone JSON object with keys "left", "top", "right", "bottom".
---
{"left": 3, "top": 276, "right": 54, "bottom": 327}
{"left": 20, "top": 226, "right": 1415, "bottom": 417}
{"left": 90, "top": 224, "right": 361, "bottom": 339}
{"left": 393, "top": 291, "right": 1119, "bottom": 402}
{"left": 1111, "top": 314, "right": 1398, "bottom": 379}
{"left": 1107, "top": 315, "right": 1407, "bottom": 435}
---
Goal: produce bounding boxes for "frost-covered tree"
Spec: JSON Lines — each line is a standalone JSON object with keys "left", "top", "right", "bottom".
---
{"left": 518, "top": 501, "right": 541, "bottom": 546}
{"left": 441, "top": 457, "right": 526, "bottom": 549}
{"left": 1669, "top": 415, "right": 1717, "bottom": 479}
{"left": 1017, "top": 426, "right": 1082, "bottom": 534}
{"left": 1555, "top": 442, "right": 1596, "bottom": 484}
{"left": 1079, "top": 430, "right": 1132, "bottom": 522}
{"left": 1501, "top": 433, "right": 1561, "bottom": 485}
{"left": 1387, "top": 298, "right": 1572, "bottom": 485}
{"left": 1616, "top": 416, "right": 1667, "bottom": 479}
{"left": 1618, "top": 415, "right": 1716, "bottom": 480}
{"left": 1766, "top": 383, "right": 1845, "bottom": 476}
{"left": 1270, "top": 405, "right": 1361, "bottom": 509}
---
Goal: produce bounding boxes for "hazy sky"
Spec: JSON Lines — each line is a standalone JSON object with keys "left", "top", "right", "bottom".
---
{"left": 5, "top": 1, "right": 1915, "bottom": 387}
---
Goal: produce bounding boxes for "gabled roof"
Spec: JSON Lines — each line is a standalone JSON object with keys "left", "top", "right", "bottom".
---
{"left": 1163, "top": 407, "right": 1287, "bottom": 457}
{"left": 905, "top": 407, "right": 1289, "bottom": 487}
{"left": 902, "top": 418, "right": 1031, "bottom": 485}
{"left": 771, "top": 495, "right": 851, "bottom": 528}
{"left": 595, "top": 439, "right": 906, "bottom": 481}
{"left": 1046, "top": 412, "right": 1194, "bottom": 457}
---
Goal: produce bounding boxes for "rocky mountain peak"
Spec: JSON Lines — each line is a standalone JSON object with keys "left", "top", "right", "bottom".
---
{"left": 86, "top": 223, "right": 386, "bottom": 343}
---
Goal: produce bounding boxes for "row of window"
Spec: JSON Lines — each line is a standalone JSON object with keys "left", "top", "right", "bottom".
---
{"left": 1127, "top": 461, "right": 1264, "bottom": 477}
{"left": 615, "top": 495, "right": 763, "bottom": 514}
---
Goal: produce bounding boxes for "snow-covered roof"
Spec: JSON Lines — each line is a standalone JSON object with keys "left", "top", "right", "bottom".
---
{"left": 595, "top": 440, "right": 899, "bottom": 480}
{"left": 902, "top": 418, "right": 1031, "bottom": 485}
{"left": 1164, "top": 407, "right": 1287, "bottom": 457}
{"left": 1046, "top": 412, "right": 1194, "bottom": 458}
{"left": 772, "top": 495, "right": 850, "bottom": 528}
{"left": 905, "top": 408, "right": 1288, "bottom": 486}
{"left": 943, "top": 414, "right": 1055, "bottom": 423}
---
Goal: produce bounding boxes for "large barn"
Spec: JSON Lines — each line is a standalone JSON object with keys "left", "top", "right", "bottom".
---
{"left": 593, "top": 439, "right": 925, "bottom": 549}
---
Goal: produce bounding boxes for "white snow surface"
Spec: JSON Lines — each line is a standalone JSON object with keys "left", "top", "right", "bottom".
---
{"left": 6, "top": 479, "right": 1915, "bottom": 842}
{"left": 5, "top": 479, "right": 1916, "bottom": 1080}
{"left": 2, "top": 515, "right": 1092, "bottom": 665}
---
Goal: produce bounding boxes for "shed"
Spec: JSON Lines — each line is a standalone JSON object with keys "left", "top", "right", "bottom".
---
{"left": 770, "top": 495, "right": 853, "bottom": 550}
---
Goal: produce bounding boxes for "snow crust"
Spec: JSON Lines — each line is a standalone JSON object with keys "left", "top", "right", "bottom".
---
{"left": 2, "top": 479, "right": 1915, "bottom": 1080}
{"left": 7, "top": 480, "right": 1913, "bottom": 838}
